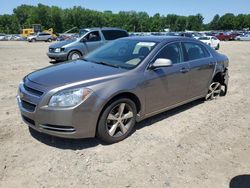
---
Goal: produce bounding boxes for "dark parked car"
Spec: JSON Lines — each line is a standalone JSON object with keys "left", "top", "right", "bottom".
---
{"left": 17, "top": 36, "right": 229, "bottom": 143}
{"left": 47, "top": 27, "right": 128, "bottom": 62}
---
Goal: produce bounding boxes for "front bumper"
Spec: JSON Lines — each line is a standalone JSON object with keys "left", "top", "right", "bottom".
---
{"left": 17, "top": 80, "right": 100, "bottom": 139}
{"left": 47, "top": 52, "right": 68, "bottom": 61}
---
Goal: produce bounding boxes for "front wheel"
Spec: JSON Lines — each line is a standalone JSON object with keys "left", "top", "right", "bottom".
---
{"left": 97, "top": 98, "right": 136, "bottom": 144}
{"left": 68, "top": 51, "right": 82, "bottom": 60}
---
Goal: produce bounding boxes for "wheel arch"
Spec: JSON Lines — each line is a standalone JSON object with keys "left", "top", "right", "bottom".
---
{"left": 213, "top": 68, "right": 228, "bottom": 85}
{"left": 100, "top": 92, "right": 141, "bottom": 115}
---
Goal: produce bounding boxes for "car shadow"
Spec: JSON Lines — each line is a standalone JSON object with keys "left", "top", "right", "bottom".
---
{"left": 135, "top": 98, "right": 204, "bottom": 131}
{"left": 29, "top": 99, "right": 204, "bottom": 150}
{"left": 229, "top": 175, "right": 250, "bottom": 188}
{"left": 29, "top": 127, "right": 104, "bottom": 150}
{"left": 49, "top": 60, "right": 61, "bottom": 64}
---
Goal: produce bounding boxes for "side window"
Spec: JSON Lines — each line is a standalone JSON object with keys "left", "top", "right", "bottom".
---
{"left": 183, "top": 42, "right": 210, "bottom": 61}
{"left": 102, "top": 30, "right": 128, "bottom": 40}
{"left": 85, "top": 31, "right": 101, "bottom": 42}
{"left": 155, "top": 42, "right": 183, "bottom": 64}
{"left": 133, "top": 42, "right": 155, "bottom": 55}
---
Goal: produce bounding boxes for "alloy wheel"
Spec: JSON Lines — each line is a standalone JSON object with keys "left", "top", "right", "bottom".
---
{"left": 106, "top": 103, "right": 134, "bottom": 137}
{"left": 206, "top": 82, "right": 222, "bottom": 100}
{"left": 71, "top": 53, "right": 80, "bottom": 60}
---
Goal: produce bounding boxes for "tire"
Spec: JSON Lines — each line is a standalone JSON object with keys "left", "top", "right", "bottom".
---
{"left": 97, "top": 98, "right": 137, "bottom": 144}
{"left": 47, "top": 38, "right": 52, "bottom": 42}
{"left": 31, "top": 38, "right": 36, "bottom": 42}
{"left": 68, "top": 51, "right": 82, "bottom": 60}
{"left": 215, "top": 44, "right": 220, "bottom": 50}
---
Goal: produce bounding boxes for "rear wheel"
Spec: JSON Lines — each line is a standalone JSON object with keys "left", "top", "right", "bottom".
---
{"left": 205, "top": 82, "right": 222, "bottom": 100}
{"left": 97, "top": 98, "right": 136, "bottom": 143}
{"left": 47, "top": 38, "right": 52, "bottom": 42}
{"left": 68, "top": 51, "right": 82, "bottom": 60}
{"left": 215, "top": 44, "right": 220, "bottom": 50}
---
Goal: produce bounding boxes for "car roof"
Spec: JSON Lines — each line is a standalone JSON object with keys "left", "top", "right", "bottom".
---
{"left": 120, "top": 36, "right": 199, "bottom": 43}
{"left": 81, "top": 27, "right": 127, "bottom": 31}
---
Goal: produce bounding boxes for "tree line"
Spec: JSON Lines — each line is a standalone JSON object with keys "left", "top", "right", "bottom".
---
{"left": 0, "top": 4, "right": 250, "bottom": 34}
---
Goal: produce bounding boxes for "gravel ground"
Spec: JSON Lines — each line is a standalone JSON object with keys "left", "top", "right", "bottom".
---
{"left": 0, "top": 41, "right": 249, "bottom": 188}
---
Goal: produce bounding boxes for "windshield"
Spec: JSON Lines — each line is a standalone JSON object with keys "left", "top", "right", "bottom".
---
{"left": 79, "top": 29, "right": 89, "bottom": 37}
{"left": 84, "top": 39, "right": 157, "bottom": 69}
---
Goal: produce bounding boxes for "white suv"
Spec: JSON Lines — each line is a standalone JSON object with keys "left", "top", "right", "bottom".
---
{"left": 27, "top": 32, "right": 52, "bottom": 42}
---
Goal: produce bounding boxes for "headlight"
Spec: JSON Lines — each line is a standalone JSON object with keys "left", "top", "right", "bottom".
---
{"left": 54, "top": 48, "right": 62, "bottom": 53}
{"left": 48, "top": 88, "right": 92, "bottom": 107}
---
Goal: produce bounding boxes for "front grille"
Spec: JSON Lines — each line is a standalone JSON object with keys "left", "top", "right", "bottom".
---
{"left": 40, "top": 124, "right": 75, "bottom": 133}
{"left": 23, "top": 84, "right": 43, "bottom": 97}
{"left": 21, "top": 100, "right": 36, "bottom": 112}
{"left": 22, "top": 115, "right": 35, "bottom": 126}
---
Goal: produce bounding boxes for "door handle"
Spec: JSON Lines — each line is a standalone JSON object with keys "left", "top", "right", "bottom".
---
{"left": 180, "top": 68, "right": 190, "bottom": 73}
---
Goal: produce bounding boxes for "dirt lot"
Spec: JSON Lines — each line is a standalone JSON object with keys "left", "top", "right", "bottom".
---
{"left": 0, "top": 41, "right": 249, "bottom": 188}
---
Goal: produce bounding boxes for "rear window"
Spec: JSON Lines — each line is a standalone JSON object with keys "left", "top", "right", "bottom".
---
{"left": 102, "top": 30, "right": 128, "bottom": 40}
{"left": 39, "top": 33, "right": 50, "bottom": 36}
{"left": 199, "top": 37, "right": 210, "bottom": 40}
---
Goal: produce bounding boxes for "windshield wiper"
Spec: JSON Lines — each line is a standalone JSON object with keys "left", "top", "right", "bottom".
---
{"left": 92, "top": 61, "right": 120, "bottom": 68}
{"left": 81, "top": 58, "right": 120, "bottom": 69}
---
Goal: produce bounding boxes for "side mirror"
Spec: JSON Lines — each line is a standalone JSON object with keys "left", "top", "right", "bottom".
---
{"left": 149, "top": 58, "right": 173, "bottom": 70}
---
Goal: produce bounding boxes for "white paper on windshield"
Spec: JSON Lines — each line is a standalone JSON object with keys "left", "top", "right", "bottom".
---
{"left": 137, "top": 42, "right": 156, "bottom": 47}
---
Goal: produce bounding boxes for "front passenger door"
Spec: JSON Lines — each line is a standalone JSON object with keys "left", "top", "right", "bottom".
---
{"left": 143, "top": 42, "right": 190, "bottom": 114}
{"left": 82, "top": 31, "right": 102, "bottom": 53}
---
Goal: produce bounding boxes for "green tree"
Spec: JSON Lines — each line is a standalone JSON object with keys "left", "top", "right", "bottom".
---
{"left": 209, "top": 14, "right": 220, "bottom": 30}
{"left": 2, "top": 4, "right": 250, "bottom": 34}
{"left": 218, "top": 13, "right": 235, "bottom": 30}
{"left": 176, "top": 16, "right": 187, "bottom": 31}
{"left": 187, "top": 14, "right": 204, "bottom": 31}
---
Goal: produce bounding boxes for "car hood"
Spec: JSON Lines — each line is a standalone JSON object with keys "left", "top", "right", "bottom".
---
{"left": 49, "top": 39, "right": 77, "bottom": 48}
{"left": 27, "top": 60, "right": 127, "bottom": 88}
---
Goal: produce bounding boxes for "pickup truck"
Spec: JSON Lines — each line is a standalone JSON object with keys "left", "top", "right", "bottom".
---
{"left": 47, "top": 27, "right": 128, "bottom": 62}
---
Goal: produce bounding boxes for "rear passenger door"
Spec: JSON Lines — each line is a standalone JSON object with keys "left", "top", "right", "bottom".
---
{"left": 36, "top": 33, "right": 43, "bottom": 41}
{"left": 182, "top": 42, "right": 215, "bottom": 98}
{"left": 39, "top": 33, "right": 47, "bottom": 41}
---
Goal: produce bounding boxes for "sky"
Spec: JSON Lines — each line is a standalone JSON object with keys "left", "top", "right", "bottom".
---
{"left": 0, "top": 0, "right": 250, "bottom": 23}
